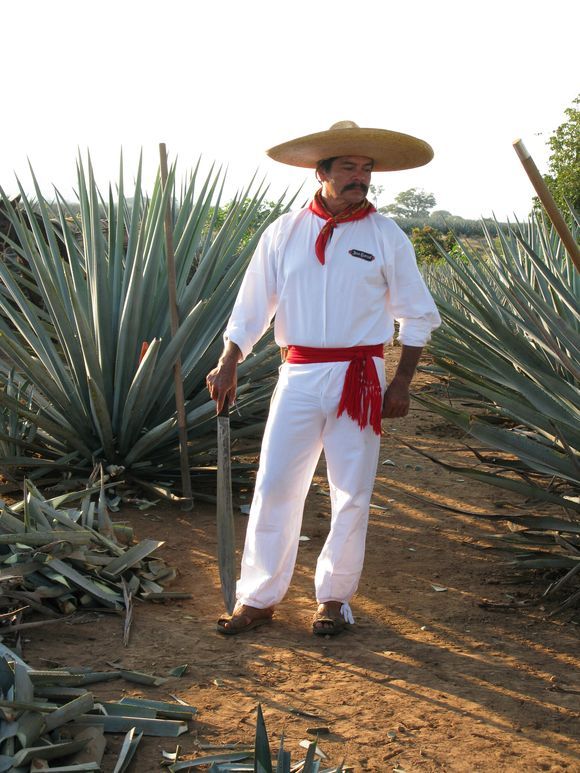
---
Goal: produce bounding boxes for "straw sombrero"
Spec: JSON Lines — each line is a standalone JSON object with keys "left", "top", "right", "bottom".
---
{"left": 266, "top": 120, "right": 433, "bottom": 172}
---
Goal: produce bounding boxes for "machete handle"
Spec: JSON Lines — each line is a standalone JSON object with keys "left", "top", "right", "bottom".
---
{"left": 218, "top": 399, "right": 230, "bottom": 417}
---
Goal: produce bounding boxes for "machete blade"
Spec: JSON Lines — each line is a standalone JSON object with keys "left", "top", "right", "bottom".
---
{"left": 216, "top": 402, "right": 236, "bottom": 614}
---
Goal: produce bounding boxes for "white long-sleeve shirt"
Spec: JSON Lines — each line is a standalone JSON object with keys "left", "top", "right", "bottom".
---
{"left": 225, "top": 207, "right": 441, "bottom": 361}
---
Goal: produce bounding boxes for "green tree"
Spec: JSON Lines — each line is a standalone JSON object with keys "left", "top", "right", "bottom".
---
{"left": 381, "top": 188, "right": 436, "bottom": 219}
{"left": 411, "top": 225, "right": 456, "bottom": 264}
{"left": 542, "top": 94, "right": 579, "bottom": 217}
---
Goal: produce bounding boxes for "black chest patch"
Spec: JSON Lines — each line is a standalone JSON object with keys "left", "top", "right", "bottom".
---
{"left": 349, "top": 248, "right": 375, "bottom": 262}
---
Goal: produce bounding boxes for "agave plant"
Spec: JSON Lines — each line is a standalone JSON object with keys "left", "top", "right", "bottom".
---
{"left": 420, "top": 213, "right": 579, "bottom": 502}
{"left": 418, "top": 213, "right": 580, "bottom": 606}
{"left": 0, "top": 156, "right": 291, "bottom": 492}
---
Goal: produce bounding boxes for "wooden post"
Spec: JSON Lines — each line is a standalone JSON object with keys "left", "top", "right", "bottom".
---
{"left": 159, "top": 143, "right": 194, "bottom": 509}
{"left": 513, "top": 139, "right": 580, "bottom": 272}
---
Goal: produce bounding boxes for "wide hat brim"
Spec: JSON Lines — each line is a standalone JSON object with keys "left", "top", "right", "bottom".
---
{"left": 266, "top": 123, "right": 433, "bottom": 172}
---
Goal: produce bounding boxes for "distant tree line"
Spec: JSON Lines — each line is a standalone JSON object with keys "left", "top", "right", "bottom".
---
{"left": 375, "top": 186, "right": 505, "bottom": 237}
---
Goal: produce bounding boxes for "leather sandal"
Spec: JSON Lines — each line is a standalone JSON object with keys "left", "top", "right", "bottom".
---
{"left": 312, "top": 602, "right": 350, "bottom": 636}
{"left": 216, "top": 605, "right": 274, "bottom": 636}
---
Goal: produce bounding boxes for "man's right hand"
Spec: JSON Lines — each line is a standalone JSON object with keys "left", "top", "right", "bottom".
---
{"left": 206, "top": 342, "right": 241, "bottom": 414}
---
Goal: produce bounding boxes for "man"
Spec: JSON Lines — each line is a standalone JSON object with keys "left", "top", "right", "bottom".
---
{"left": 206, "top": 121, "right": 441, "bottom": 635}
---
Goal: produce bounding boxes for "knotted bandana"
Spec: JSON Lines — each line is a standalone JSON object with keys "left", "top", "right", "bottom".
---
{"left": 308, "top": 189, "right": 376, "bottom": 265}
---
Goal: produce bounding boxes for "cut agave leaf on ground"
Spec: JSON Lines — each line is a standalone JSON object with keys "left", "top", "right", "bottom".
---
{"left": 67, "top": 725, "right": 106, "bottom": 767}
{"left": 120, "top": 697, "right": 197, "bottom": 719}
{"left": 27, "top": 671, "right": 86, "bottom": 686}
{"left": 33, "top": 765, "right": 100, "bottom": 772}
{"left": 97, "top": 702, "right": 157, "bottom": 718}
{"left": 44, "top": 560, "right": 123, "bottom": 608}
{"left": 168, "top": 753, "right": 252, "bottom": 770}
{"left": 162, "top": 745, "right": 180, "bottom": 762}
{"left": 27, "top": 670, "right": 120, "bottom": 687}
{"left": 169, "top": 664, "right": 189, "bottom": 677}
{"left": 0, "top": 644, "right": 28, "bottom": 668}
{"left": 101, "top": 539, "right": 165, "bottom": 579}
{"left": 122, "top": 579, "right": 133, "bottom": 647}
{"left": 0, "top": 531, "right": 92, "bottom": 545}
{"left": 0, "top": 657, "right": 15, "bottom": 694}
{"left": 14, "top": 663, "right": 34, "bottom": 704}
{"left": 73, "top": 713, "right": 188, "bottom": 736}
{"left": 287, "top": 708, "right": 323, "bottom": 719}
{"left": 118, "top": 669, "right": 168, "bottom": 686}
{"left": 112, "top": 727, "right": 144, "bottom": 773}
{"left": 68, "top": 671, "right": 122, "bottom": 686}
{"left": 12, "top": 738, "right": 88, "bottom": 766}
{"left": 44, "top": 693, "right": 95, "bottom": 731}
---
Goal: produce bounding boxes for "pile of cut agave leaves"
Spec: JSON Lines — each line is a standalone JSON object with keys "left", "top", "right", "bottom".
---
{"left": 0, "top": 475, "right": 347, "bottom": 771}
{"left": 0, "top": 471, "right": 199, "bottom": 770}
{"left": 0, "top": 643, "right": 196, "bottom": 771}
{"left": 0, "top": 469, "right": 182, "bottom": 632}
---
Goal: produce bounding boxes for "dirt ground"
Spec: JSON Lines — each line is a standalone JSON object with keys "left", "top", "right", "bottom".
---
{"left": 18, "top": 350, "right": 580, "bottom": 771}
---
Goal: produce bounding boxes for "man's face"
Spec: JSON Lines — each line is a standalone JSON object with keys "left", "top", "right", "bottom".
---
{"left": 319, "top": 156, "right": 373, "bottom": 206}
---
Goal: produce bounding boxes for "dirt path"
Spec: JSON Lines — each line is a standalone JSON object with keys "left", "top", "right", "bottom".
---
{"left": 22, "top": 351, "right": 580, "bottom": 771}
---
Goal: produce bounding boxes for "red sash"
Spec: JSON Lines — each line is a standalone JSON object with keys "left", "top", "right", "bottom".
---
{"left": 286, "top": 344, "right": 384, "bottom": 435}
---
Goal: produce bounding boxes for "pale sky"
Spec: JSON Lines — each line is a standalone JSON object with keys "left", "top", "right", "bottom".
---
{"left": 2, "top": 0, "right": 578, "bottom": 219}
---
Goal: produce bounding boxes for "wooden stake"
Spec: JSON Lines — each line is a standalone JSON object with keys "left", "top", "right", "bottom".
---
{"left": 159, "top": 143, "right": 194, "bottom": 510}
{"left": 513, "top": 139, "right": 580, "bottom": 272}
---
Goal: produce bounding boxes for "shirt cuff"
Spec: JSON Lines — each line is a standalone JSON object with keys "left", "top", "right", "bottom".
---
{"left": 224, "top": 329, "right": 251, "bottom": 362}
{"left": 398, "top": 316, "right": 441, "bottom": 347}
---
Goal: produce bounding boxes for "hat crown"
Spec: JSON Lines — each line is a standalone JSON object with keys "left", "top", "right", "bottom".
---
{"left": 329, "top": 120, "right": 360, "bottom": 130}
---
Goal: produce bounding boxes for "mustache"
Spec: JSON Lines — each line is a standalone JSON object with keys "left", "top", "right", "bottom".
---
{"left": 342, "top": 182, "right": 369, "bottom": 194}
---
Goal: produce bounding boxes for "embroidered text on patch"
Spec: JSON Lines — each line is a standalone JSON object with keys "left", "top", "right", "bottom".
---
{"left": 349, "top": 249, "right": 375, "bottom": 261}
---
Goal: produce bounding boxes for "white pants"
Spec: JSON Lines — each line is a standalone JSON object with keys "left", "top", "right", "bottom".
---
{"left": 236, "top": 358, "right": 385, "bottom": 609}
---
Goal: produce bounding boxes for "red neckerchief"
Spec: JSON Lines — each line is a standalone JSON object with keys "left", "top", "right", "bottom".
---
{"left": 308, "top": 189, "right": 376, "bottom": 265}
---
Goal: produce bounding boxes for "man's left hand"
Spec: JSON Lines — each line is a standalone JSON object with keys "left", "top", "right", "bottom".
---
{"left": 382, "top": 375, "right": 411, "bottom": 418}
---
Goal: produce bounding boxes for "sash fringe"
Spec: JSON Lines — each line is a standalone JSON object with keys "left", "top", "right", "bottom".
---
{"left": 337, "top": 351, "right": 383, "bottom": 435}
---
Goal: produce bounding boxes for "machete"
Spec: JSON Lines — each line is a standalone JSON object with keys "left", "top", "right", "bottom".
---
{"left": 216, "top": 400, "right": 236, "bottom": 614}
